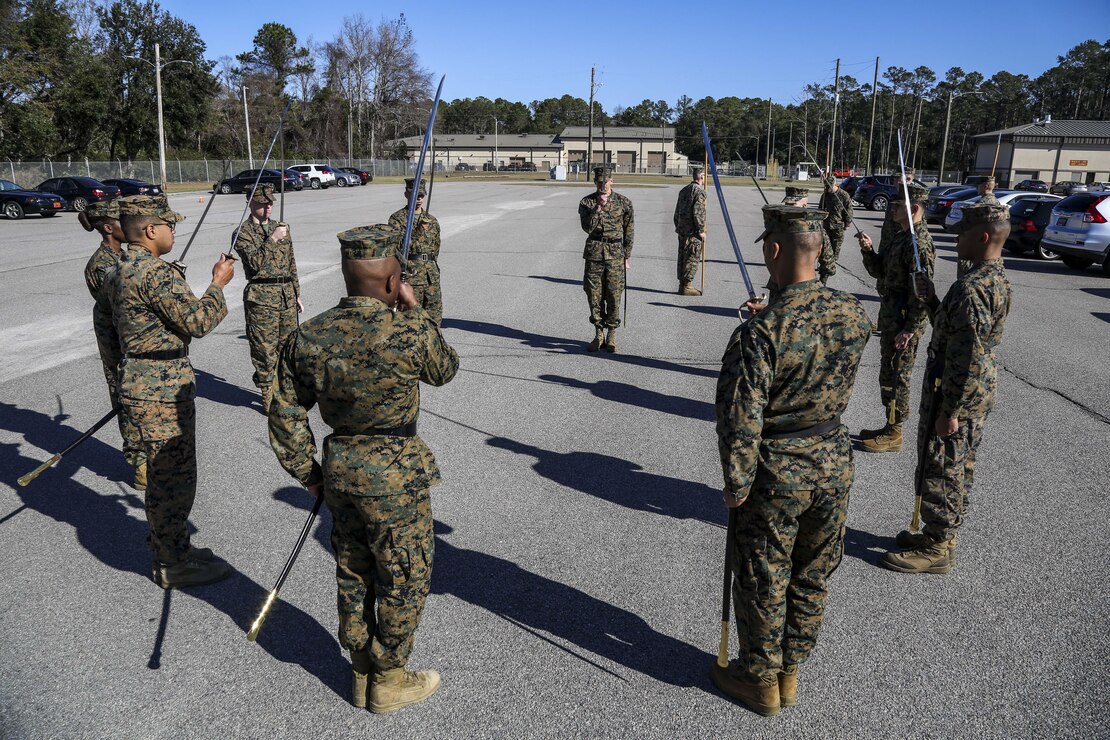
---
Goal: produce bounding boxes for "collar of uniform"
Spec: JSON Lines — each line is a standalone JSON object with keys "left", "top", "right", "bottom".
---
{"left": 125, "top": 245, "right": 156, "bottom": 261}
{"left": 339, "top": 295, "right": 391, "bottom": 310}
{"left": 963, "top": 257, "right": 1005, "bottom": 273}
{"left": 777, "top": 278, "right": 822, "bottom": 297}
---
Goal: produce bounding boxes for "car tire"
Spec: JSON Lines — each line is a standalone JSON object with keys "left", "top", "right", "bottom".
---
{"left": 1060, "top": 255, "right": 1093, "bottom": 270}
{"left": 336, "top": 177, "right": 347, "bottom": 187}
{"left": 71, "top": 196, "right": 88, "bottom": 212}
{"left": 871, "top": 195, "right": 889, "bottom": 212}
{"left": 1034, "top": 241, "right": 1059, "bottom": 260}
{"left": 219, "top": 183, "right": 232, "bottom": 194}
{"left": 4, "top": 201, "right": 24, "bottom": 220}
{"left": 310, "top": 178, "right": 320, "bottom": 190}
{"left": 42, "top": 211, "right": 57, "bottom": 217}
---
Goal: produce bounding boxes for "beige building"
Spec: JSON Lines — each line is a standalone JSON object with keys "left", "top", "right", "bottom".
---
{"left": 392, "top": 133, "right": 563, "bottom": 171}
{"left": 973, "top": 120, "right": 1110, "bottom": 187}
{"left": 557, "top": 126, "right": 688, "bottom": 174}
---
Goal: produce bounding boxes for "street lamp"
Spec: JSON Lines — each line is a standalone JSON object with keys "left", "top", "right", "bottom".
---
{"left": 125, "top": 43, "right": 193, "bottom": 188}
{"left": 490, "top": 117, "right": 504, "bottom": 170}
{"left": 242, "top": 86, "right": 253, "bottom": 169}
{"left": 939, "top": 90, "right": 984, "bottom": 185}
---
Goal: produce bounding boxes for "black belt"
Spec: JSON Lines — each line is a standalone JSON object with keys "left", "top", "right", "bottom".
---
{"left": 590, "top": 237, "right": 623, "bottom": 243}
{"left": 125, "top": 349, "right": 187, "bottom": 361}
{"left": 410, "top": 254, "right": 436, "bottom": 263}
{"left": 249, "top": 277, "right": 293, "bottom": 284}
{"left": 335, "top": 421, "right": 418, "bottom": 438}
{"left": 763, "top": 415, "right": 842, "bottom": 440}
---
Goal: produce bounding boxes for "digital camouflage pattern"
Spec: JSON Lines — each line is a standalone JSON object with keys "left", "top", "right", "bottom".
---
{"left": 578, "top": 189, "right": 634, "bottom": 328}
{"left": 388, "top": 207, "right": 443, "bottom": 325}
{"left": 862, "top": 220, "right": 936, "bottom": 423}
{"left": 782, "top": 187, "right": 809, "bottom": 206}
{"left": 673, "top": 180, "right": 707, "bottom": 286}
{"left": 84, "top": 242, "right": 119, "bottom": 299}
{"left": 111, "top": 245, "right": 227, "bottom": 564}
{"left": 268, "top": 295, "right": 459, "bottom": 668}
{"left": 716, "top": 280, "right": 871, "bottom": 682}
{"left": 818, "top": 187, "right": 854, "bottom": 282}
{"left": 233, "top": 217, "right": 301, "bottom": 398}
{"left": 917, "top": 258, "right": 1011, "bottom": 541}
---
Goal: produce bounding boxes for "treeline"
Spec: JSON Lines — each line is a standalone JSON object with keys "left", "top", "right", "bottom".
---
{"left": 1, "top": 0, "right": 1107, "bottom": 175}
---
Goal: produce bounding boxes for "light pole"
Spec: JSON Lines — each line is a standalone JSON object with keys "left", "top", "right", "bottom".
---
{"left": 125, "top": 42, "right": 192, "bottom": 188}
{"left": 492, "top": 117, "right": 504, "bottom": 170}
{"left": 242, "top": 86, "right": 254, "bottom": 169}
{"left": 938, "top": 90, "right": 983, "bottom": 185}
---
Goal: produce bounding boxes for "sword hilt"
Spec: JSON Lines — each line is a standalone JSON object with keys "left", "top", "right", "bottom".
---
{"left": 716, "top": 621, "right": 730, "bottom": 668}
{"left": 18, "top": 454, "right": 61, "bottom": 487}
{"left": 246, "top": 588, "right": 280, "bottom": 641}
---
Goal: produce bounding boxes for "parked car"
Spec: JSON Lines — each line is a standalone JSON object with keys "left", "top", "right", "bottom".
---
{"left": 283, "top": 169, "right": 309, "bottom": 189}
{"left": 214, "top": 168, "right": 302, "bottom": 195}
{"left": 288, "top": 163, "right": 336, "bottom": 189}
{"left": 336, "top": 166, "right": 372, "bottom": 185}
{"left": 35, "top": 176, "right": 121, "bottom": 212}
{"left": 925, "top": 187, "right": 977, "bottom": 225}
{"left": 1005, "top": 199, "right": 1062, "bottom": 260}
{"left": 944, "top": 191, "right": 1061, "bottom": 232}
{"left": 455, "top": 162, "right": 473, "bottom": 172}
{"left": 483, "top": 163, "right": 497, "bottom": 171}
{"left": 0, "top": 179, "right": 65, "bottom": 219}
{"left": 1014, "top": 179, "right": 1048, "bottom": 193}
{"left": 1041, "top": 192, "right": 1110, "bottom": 274}
{"left": 328, "top": 166, "right": 360, "bottom": 187}
{"left": 101, "top": 178, "right": 162, "bottom": 196}
{"left": 853, "top": 176, "right": 900, "bottom": 211}
{"left": 839, "top": 176, "right": 864, "bottom": 197}
{"left": 1050, "top": 181, "right": 1087, "bottom": 196}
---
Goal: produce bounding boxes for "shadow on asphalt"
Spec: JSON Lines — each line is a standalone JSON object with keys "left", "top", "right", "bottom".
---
{"left": 0, "top": 402, "right": 343, "bottom": 696}
{"left": 521, "top": 274, "right": 677, "bottom": 295}
{"left": 1083, "top": 288, "right": 1110, "bottom": 298}
{"left": 195, "top": 369, "right": 261, "bottom": 411}
{"left": 441, "top": 318, "right": 719, "bottom": 379}
{"left": 842, "top": 526, "right": 900, "bottom": 567}
{"left": 649, "top": 301, "right": 740, "bottom": 318}
{"left": 537, "top": 374, "right": 714, "bottom": 422}
{"left": 939, "top": 254, "right": 1065, "bottom": 276}
{"left": 1093, "top": 312, "right": 1110, "bottom": 324}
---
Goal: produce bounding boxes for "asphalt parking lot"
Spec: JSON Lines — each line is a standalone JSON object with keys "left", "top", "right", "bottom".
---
{"left": 0, "top": 181, "right": 1107, "bottom": 738}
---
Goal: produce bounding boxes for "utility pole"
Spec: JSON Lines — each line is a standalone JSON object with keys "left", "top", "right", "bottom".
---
{"left": 830, "top": 58, "right": 840, "bottom": 175}
{"left": 153, "top": 43, "right": 167, "bottom": 187}
{"left": 587, "top": 66, "right": 595, "bottom": 173}
{"left": 867, "top": 56, "right": 879, "bottom": 175}
{"left": 911, "top": 95, "right": 924, "bottom": 169}
{"left": 939, "top": 90, "right": 954, "bottom": 185}
{"left": 766, "top": 98, "right": 772, "bottom": 170}
{"left": 242, "top": 85, "right": 253, "bottom": 168}
{"left": 788, "top": 120, "right": 793, "bottom": 171}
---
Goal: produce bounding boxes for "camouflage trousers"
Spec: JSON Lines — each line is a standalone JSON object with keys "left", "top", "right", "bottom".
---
{"left": 730, "top": 486, "right": 849, "bottom": 683}
{"left": 94, "top": 328, "right": 143, "bottom": 468}
{"left": 410, "top": 280, "right": 443, "bottom": 326}
{"left": 877, "top": 311, "right": 923, "bottom": 425}
{"left": 584, "top": 258, "right": 625, "bottom": 329}
{"left": 819, "top": 227, "right": 844, "bottom": 283}
{"left": 325, "top": 482, "right": 433, "bottom": 670}
{"left": 244, "top": 299, "right": 298, "bottom": 404}
{"left": 677, "top": 235, "right": 703, "bottom": 286}
{"left": 916, "top": 386, "right": 988, "bottom": 542}
{"left": 124, "top": 399, "right": 197, "bottom": 564}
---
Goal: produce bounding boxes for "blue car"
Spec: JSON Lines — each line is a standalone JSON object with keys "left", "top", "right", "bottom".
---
{"left": 0, "top": 180, "right": 66, "bottom": 219}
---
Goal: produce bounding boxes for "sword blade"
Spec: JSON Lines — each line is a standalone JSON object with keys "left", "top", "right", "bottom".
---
{"left": 702, "top": 122, "right": 756, "bottom": 300}
{"left": 895, "top": 129, "right": 922, "bottom": 272}
{"left": 401, "top": 75, "right": 446, "bottom": 265}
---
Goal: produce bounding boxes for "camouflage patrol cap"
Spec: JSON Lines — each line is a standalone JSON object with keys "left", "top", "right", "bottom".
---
{"left": 248, "top": 184, "right": 275, "bottom": 204}
{"left": 782, "top": 186, "right": 809, "bottom": 205}
{"left": 955, "top": 203, "right": 1009, "bottom": 232}
{"left": 84, "top": 198, "right": 120, "bottom": 221}
{"left": 754, "top": 205, "right": 828, "bottom": 243}
{"left": 118, "top": 194, "right": 185, "bottom": 223}
{"left": 337, "top": 224, "right": 400, "bottom": 260}
{"left": 892, "top": 181, "right": 930, "bottom": 204}
{"left": 404, "top": 178, "right": 427, "bottom": 196}
{"left": 823, "top": 174, "right": 836, "bottom": 189}
{"left": 979, "top": 175, "right": 997, "bottom": 186}
{"left": 593, "top": 166, "right": 612, "bottom": 182}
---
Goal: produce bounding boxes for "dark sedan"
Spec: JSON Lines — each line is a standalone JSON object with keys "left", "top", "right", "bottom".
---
{"left": 853, "top": 176, "right": 900, "bottom": 211}
{"left": 337, "top": 166, "right": 372, "bottom": 185}
{"left": 214, "top": 169, "right": 303, "bottom": 195}
{"left": 1005, "top": 199, "right": 1060, "bottom": 260}
{"left": 0, "top": 180, "right": 65, "bottom": 219}
{"left": 101, "top": 178, "right": 162, "bottom": 196}
{"left": 35, "top": 176, "right": 121, "bottom": 212}
{"left": 925, "top": 187, "right": 977, "bottom": 225}
{"left": 1014, "top": 179, "right": 1048, "bottom": 193}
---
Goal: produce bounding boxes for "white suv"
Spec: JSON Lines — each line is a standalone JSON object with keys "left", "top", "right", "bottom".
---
{"left": 289, "top": 164, "right": 336, "bottom": 190}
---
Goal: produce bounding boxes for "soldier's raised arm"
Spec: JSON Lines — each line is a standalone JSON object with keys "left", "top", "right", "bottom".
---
{"left": 145, "top": 258, "right": 230, "bottom": 339}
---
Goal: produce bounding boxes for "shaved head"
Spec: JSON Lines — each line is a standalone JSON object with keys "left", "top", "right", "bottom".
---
{"left": 342, "top": 256, "right": 402, "bottom": 301}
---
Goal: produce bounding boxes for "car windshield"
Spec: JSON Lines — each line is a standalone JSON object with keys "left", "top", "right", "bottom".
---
{"left": 0, "top": 179, "right": 24, "bottom": 190}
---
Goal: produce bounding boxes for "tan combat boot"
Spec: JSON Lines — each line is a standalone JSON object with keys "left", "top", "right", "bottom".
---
{"left": 368, "top": 667, "right": 441, "bottom": 714}
{"left": 859, "top": 423, "right": 902, "bottom": 453}
{"left": 857, "top": 425, "right": 887, "bottom": 440}
{"left": 350, "top": 651, "right": 372, "bottom": 709}
{"left": 679, "top": 283, "right": 702, "bottom": 296}
{"left": 132, "top": 461, "right": 147, "bottom": 491}
{"left": 602, "top": 329, "right": 618, "bottom": 353}
{"left": 779, "top": 665, "right": 798, "bottom": 708}
{"left": 587, "top": 327, "right": 604, "bottom": 352}
{"left": 710, "top": 662, "right": 780, "bottom": 716}
{"left": 896, "top": 530, "right": 958, "bottom": 551}
{"left": 880, "top": 537, "right": 956, "bottom": 574}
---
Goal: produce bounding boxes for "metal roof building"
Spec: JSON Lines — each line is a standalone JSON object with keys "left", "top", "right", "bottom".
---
{"left": 972, "top": 119, "right": 1110, "bottom": 186}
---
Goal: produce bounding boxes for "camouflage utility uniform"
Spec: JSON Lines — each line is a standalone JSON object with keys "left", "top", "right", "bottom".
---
{"left": 818, "top": 185, "right": 853, "bottom": 284}
{"left": 268, "top": 226, "right": 459, "bottom": 672}
{"left": 112, "top": 226, "right": 227, "bottom": 570}
{"left": 716, "top": 207, "right": 872, "bottom": 690}
{"left": 673, "top": 179, "right": 706, "bottom": 290}
{"left": 233, "top": 207, "right": 301, "bottom": 409}
{"left": 388, "top": 206, "right": 442, "bottom": 325}
{"left": 578, "top": 189, "right": 633, "bottom": 329}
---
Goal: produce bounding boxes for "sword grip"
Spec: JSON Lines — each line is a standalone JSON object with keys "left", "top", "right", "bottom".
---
{"left": 18, "top": 454, "right": 61, "bottom": 487}
{"left": 717, "top": 621, "right": 730, "bottom": 669}
{"left": 246, "top": 588, "right": 280, "bottom": 641}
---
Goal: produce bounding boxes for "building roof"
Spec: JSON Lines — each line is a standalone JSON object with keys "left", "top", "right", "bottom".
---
{"left": 974, "top": 120, "right": 1110, "bottom": 145}
{"left": 390, "top": 133, "right": 561, "bottom": 149}
{"left": 558, "top": 126, "right": 675, "bottom": 140}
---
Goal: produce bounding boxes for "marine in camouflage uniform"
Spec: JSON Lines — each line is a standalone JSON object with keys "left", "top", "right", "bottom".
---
{"left": 578, "top": 166, "right": 634, "bottom": 352}
{"left": 388, "top": 178, "right": 442, "bottom": 325}
{"left": 232, "top": 184, "right": 301, "bottom": 412}
{"left": 858, "top": 181, "right": 936, "bottom": 453}
{"left": 877, "top": 168, "right": 916, "bottom": 254}
{"left": 817, "top": 175, "right": 854, "bottom": 285}
{"left": 712, "top": 206, "right": 872, "bottom": 716}
{"left": 81, "top": 198, "right": 145, "bottom": 485}
{"left": 882, "top": 203, "right": 1012, "bottom": 574}
{"left": 673, "top": 168, "right": 707, "bottom": 295}
{"left": 112, "top": 195, "right": 235, "bottom": 588}
{"left": 959, "top": 176, "right": 999, "bottom": 278}
{"left": 268, "top": 224, "right": 458, "bottom": 713}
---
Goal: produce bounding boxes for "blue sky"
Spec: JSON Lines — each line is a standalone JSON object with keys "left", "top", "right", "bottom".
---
{"left": 168, "top": 0, "right": 1109, "bottom": 110}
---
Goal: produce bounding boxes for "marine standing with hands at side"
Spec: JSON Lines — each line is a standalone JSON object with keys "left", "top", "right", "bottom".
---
{"left": 111, "top": 195, "right": 235, "bottom": 589}
{"left": 673, "top": 167, "right": 707, "bottom": 296}
{"left": 579, "top": 166, "right": 634, "bottom": 353}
